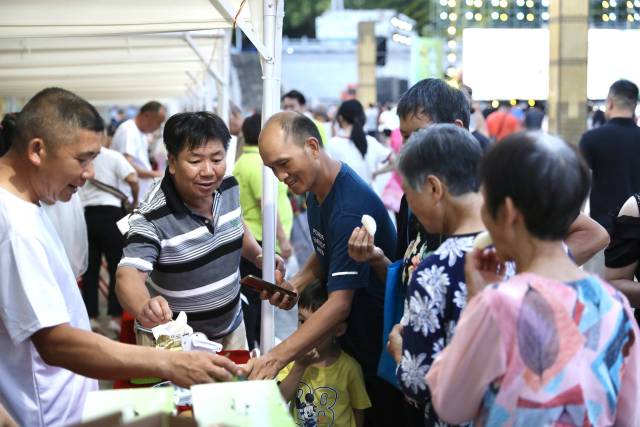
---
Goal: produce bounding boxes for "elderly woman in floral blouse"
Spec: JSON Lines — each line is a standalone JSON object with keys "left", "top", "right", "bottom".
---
{"left": 385, "top": 124, "right": 485, "bottom": 425}
{"left": 426, "top": 133, "right": 640, "bottom": 426}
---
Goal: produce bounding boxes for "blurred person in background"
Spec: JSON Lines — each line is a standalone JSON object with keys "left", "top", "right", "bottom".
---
{"left": 79, "top": 125, "right": 139, "bottom": 334}
{"left": 486, "top": 101, "right": 521, "bottom": 142}
{"left": 111, "top": 101, "right": 166, "bottom": 201}
{"left": 325, "top": 99, "right": 391, "bottom": 188}
{"left": 524, "top": 103, "right": 545, "bottom": 131}
{"left": 580, "top": 79, "right": 640, "bottom": 232}
{"left": 365, "top": 102, "right": 379, "bottom": 139}
{"left": 281, "top": 89, "right": 328, "bottom": 145}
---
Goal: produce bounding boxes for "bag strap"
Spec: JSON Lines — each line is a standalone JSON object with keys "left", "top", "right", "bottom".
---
{"left": 89, "top": 178, "right": 128, "bottom": 202}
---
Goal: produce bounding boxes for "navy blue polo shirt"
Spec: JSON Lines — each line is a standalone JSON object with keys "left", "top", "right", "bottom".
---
{"left": 306, "top": 163, "right": 397, "bottom": 376}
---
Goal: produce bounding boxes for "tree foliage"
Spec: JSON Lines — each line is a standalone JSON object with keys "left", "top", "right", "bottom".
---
{"left": 284, "top": 0, "right": 434, "bottom": 38}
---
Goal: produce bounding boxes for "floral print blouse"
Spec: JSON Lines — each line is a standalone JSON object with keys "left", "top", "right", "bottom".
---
{"left": 397, "top": 233, "right": 478, "bottom": 425}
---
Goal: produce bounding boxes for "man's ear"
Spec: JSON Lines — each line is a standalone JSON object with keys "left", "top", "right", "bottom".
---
{"left": 335, "top": 322, "right": 348, "bottom": 337}
{"left": 26, "top": 138, "right": 46, "bottom": 167}
{"left": 167, "top": 153, "right": 177, "bottom": 175}
{"left": 305, "top": 136, "right": 322, "bottom": 158}
{"left": 453, "top": 119, "right": 465, "bottom": 128}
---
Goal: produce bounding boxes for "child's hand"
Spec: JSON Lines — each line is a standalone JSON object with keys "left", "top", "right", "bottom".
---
{"left": 296, "top": 349, "right": 320, "bottom": 368}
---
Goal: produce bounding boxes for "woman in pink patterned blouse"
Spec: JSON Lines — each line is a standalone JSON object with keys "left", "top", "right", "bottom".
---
{"left": 426, "top": 132, "right": 640, "bottom": 426}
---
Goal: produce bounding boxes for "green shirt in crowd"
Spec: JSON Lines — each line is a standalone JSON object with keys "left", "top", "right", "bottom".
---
{"left": 233, "top": 145, "right": 293, "bottom": 251}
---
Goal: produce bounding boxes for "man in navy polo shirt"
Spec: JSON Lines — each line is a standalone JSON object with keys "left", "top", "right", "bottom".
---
{"left": 246, "top": 111, "right": 398, "bottom": 426}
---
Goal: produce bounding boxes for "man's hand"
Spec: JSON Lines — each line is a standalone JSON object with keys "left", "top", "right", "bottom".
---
{"left": 465, "top": 247, "right": 506, "bottom": 301}
{"left": 255, "top": 254, "right": 287, "bottom": 277}
{"left": 136, "top": 296, "right": 172, "bottom": 328}
{"left": 165, "top": 351, "right": 241, "bottom": 388}
{"left": 348, "top": 227, "right": 384, "bottom": 263}
{"left": 242, "top": 351, "right": 286, "bottom": 380}
{"left": 387, "top": 323, "right": 403, "bottom": 364}
{"left": 259, "top": 269, "right": 298, "bottom": 310}
{"left": 295, "top": 348, "right": 320, "bottom": 368}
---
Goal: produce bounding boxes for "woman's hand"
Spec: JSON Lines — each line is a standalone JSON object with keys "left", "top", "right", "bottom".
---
{"left": 387, "top": 323, "right": 404, "bottom": 364}
{"left": 465, "top": 247, "right": 506, "bottom": 300}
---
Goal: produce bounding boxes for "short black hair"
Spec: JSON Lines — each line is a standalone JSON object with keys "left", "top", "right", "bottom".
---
{"left": 163, "top": 111, "right": 231, "bottom": 157}
{"left": 397, "top": 78, "right": 470, "bottom": 129}
{"left": 242, "top": 113, "right": 262, "bottom": 146}
{"left": 398, "top": 124, "right": 482, "bottom": 196}
{"left": 139, "top": 101, "right": 164, "bottom": 115}
{"left": 479, "top": 132, "right": 590, "bottom": 240}
{"left": 278, "top": 112, "right": 323, "bottom": 147}
{"left": 608, "top": 79, "right": 639, "bottom": 111}
{"left": 298, "top": 280, "right": 328, "bottom": 312}
{"left": 281, "top": 90, "right": 306, "bottom": 106}
{"left": 0, "top": 113, "right": 18, "bottom": 157}
{"left": 13, "top": 87, "right": 104, "bottom": 152}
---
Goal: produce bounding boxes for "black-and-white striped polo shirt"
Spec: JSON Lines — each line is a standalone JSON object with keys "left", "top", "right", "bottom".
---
{"left": 119, "top": 173, "right": 244, "bottom": 339}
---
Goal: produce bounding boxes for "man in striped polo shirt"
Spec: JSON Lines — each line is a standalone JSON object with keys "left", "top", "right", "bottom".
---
{"left": 116, "top": 112, "right": 279, "bottom": 349}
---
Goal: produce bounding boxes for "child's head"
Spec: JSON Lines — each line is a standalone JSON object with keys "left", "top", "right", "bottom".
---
{"left": 298, "top": 281, "right": 346, "bottom": 351}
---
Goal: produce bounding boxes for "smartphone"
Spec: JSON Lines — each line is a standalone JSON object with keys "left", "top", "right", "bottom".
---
{"left": 240, "top": 275, "right": 298, "bottom": 298}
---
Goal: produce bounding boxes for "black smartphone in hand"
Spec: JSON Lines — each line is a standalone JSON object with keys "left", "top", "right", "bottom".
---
{"left": 240, "top": 275, "right": 298, "bottom": 298}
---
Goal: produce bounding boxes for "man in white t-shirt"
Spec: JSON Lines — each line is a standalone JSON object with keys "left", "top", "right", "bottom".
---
{"left": 111, "top": 101, "right": 166, "bottom": 200}
{"left": 0, "top": 88, "right": 240, "bottom": 427}
{"left": 79, "top": 132, "right": 139, "bottom": 332}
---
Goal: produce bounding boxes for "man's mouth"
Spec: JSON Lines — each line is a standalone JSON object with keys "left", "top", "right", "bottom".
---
{"left": 196, "top": 182, "right": 215, "bottom": 189}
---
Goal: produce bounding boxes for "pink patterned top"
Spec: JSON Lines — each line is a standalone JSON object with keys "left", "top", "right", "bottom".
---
{"left": 426, "top": 273, "right": 640, "bottom": 426}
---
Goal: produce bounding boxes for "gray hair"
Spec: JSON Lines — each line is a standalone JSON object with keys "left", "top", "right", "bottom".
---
{"left": 397, "top": 123, "right": 482, "bottom": 196}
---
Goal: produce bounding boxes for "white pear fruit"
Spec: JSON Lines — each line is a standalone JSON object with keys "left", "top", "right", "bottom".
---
{"left": 361, "top": 214, "right": 377, "bottom": 237}
{"left": 473, "top": 231, "right": 493, "bottom": 250}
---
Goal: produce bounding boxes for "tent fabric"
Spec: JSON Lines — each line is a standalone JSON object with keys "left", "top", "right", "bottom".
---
{"left": 0, "top": 33, "right": 225, "bottom": 101}
{"left": 0, "top": 0, "right": 264, "bottom": 104}
{"left": 0, "top": 0, "right": 253, "bottom": 38}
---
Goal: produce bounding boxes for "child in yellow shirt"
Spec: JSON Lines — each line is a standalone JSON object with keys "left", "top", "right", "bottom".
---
{"left": 277, "top": 281, "right": 371, "bottom": 427}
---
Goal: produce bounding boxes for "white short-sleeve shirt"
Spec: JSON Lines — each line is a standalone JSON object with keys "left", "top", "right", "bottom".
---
{"left": 325, "top": 132, "right": 391, "bottom": 184}
{"left": 79, "top": 147, "right": 136, "bottom": 208}
{"left": 111, "top": 119, "right": 154, "bottom": 200}
{"left": 0, "top": 188, "right": 98, "bottom": 427}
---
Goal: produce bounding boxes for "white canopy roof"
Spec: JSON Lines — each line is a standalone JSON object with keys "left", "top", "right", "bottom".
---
{"left": 0, "top": 0, "right": 267, "bottom": 104}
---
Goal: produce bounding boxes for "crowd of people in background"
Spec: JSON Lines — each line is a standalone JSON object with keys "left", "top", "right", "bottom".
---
{"left": 1, "top": 77, "right": 640, "bottom": 427}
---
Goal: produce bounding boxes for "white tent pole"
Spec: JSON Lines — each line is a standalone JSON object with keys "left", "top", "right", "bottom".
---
{"left": 259, "top": 0, "right": 284, "bottom": 355}
{"left": 219, "top": 29, "right": 231, "bottom": 124}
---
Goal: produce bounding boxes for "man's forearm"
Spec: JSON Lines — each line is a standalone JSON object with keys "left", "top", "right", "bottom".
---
{"left": 33, "top": 324, "right": 171, "bottom": 381}
{"left": 271, "top": 291, "right": 352, "bottom": 365}
{"left": 566, "top": 213, "right": 609, "bottom": 266}
{"left": 115, "top": 267, "right": 151, "bottom": 317}
{"left": 124, "top": 155, "right": 159, "bottom": 179}
{"left": 241, "top": 222, "right": 262, "bottom": 266}
{"left": 370, "top": 253, "right": 391, "bottom": 283}
{"left": 290, "top": 253, "right": 323, "bottom": 293}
